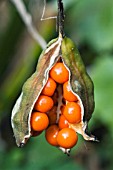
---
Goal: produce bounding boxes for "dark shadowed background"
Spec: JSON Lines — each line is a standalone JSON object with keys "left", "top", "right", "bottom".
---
{"left": 0, "top": 0, "right": 113, "bottom": 170}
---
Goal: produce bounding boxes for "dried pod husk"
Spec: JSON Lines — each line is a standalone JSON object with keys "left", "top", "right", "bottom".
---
{"left": 11, "top": 35, "right": 96, "bottom": 149}
{"left": 11, "top": 37, "right": 62, "bottom": 147}
{"left": 61, "top": 37, "right": 96, "bottom": 141}
{"left": 61, "top": 37, "right": 94, "bottom": 121}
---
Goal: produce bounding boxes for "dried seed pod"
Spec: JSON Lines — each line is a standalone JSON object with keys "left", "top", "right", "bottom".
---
{"left": 11, "top": 36, "right": 96, "bottom": 151}
{"left": 11, "top": 0, "right": 96, "bottom": 155}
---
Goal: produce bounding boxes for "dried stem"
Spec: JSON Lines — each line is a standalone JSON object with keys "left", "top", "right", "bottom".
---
{"left": 10, "top": 0, "right": 47, "bottom": 49}
{"left": 41, "top": 0, "right": 57, "bottom": 21}
{"left": 57, "top": 0, "right": 65, "bottom": 37}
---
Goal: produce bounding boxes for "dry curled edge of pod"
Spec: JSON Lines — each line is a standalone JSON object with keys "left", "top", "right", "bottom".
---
{"left": 11, "top": 35, "right": 97, "bottom": 154}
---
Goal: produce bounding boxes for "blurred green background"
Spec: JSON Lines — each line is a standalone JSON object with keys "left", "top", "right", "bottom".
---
{"left": 0, "top": 0, "right": 113, "bottom": 169}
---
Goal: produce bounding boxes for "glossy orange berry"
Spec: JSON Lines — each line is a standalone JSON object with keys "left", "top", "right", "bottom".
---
{"left": 34, "top": 95, "right": 54, "bottom": 112}
{"left": 45, "top": 125, "right": 59, "bottom": 146}
{"left": 31, "top": 112, "right": 49, "bottom": 131}
{"left": 42, "top": 78, "right": 57, "bottom": 96}
{"left": 58, "top": 115, "right": 69, "bottom": 129}
{"left": 63, "top": 102, "right": 81, "bottom": 124}
{"left": 48, "top": 106, "right": 57, "bottom": 125}
{"left": 63, "top": 81, "right": 78, "bottom": 102}
{"left": 50, "top": 62, "right": 69, "bottom": 84}
{"left": 57, "top": 128, "right": 78, "bottom": 149}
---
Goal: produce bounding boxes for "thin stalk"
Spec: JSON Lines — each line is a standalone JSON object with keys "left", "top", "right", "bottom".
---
{"left": 57, "top": 0, "right": 65, "bottom": 37}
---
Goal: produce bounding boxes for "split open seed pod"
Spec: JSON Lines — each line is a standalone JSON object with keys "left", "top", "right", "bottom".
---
{"left": 11, "top": 0, "right": 97, "bottom": 154}
{"left": 11, "top": 34, "right": 96, "bottom": 153}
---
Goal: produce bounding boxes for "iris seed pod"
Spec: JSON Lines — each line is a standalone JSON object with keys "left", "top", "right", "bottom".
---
{"left": 11, "top": 35, "right": 96, "bottom": 151}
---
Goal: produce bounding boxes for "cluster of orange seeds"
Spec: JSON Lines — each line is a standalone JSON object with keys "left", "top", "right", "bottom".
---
{"left": 30, "top": 61, "right": 82, "bottom": 149}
